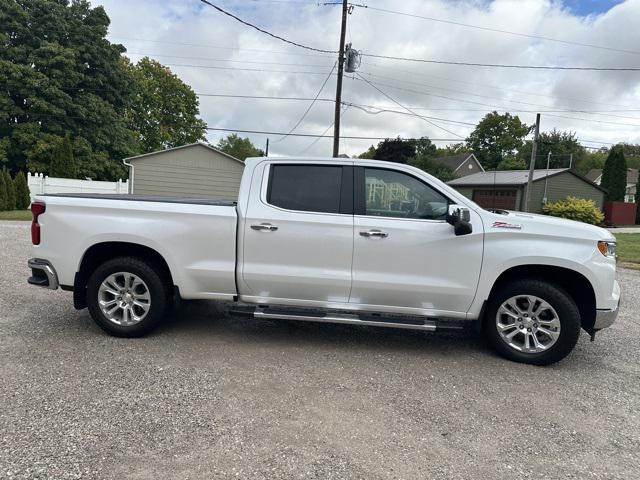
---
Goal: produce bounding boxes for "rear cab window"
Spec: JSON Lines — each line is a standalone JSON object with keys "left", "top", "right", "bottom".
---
{"left": 267, "top": 164, "right": 352, "bottom": 214}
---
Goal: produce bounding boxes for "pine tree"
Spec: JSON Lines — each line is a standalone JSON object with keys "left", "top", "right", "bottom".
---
{"left": 14, "top": 171, "right": 31, "bottom": 209}
{"left": 601, "top": 146, "right": 627, "bottom": 202}
{"left": 0, "top": 171, "right": 7, "bottom": 211}
{"left": 3, "top": 170, "right": 16, "bottom": 210}
{"left": 49, "top": 135, "right": 77, "bottom": 178}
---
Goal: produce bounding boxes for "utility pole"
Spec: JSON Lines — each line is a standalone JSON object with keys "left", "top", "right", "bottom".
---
{"left": 569, "top": 153, "right": 573, "bottom": 169}
{"left": 524, "top": 113, "right": 541, "bottom": 212}
{"left": 332, "top": 0, "right": 348, "bottom": 158}
{"left": 265, "top": 138, "right": 269, "bottom": 157}
{"left": 543, "top": 151, "right": 551, "bottom": 204}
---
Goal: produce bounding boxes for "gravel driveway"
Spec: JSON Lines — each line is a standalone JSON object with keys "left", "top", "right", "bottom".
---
{"left": 1, "top": 220, "right": 639, "bottom": 479}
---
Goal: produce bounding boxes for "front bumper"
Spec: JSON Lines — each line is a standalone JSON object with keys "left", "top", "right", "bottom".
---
{"left": 27, "top": 258, "right": 59, "bottom": 290}
{"left": 594, "top": 300, "right": 620, "bottom": 330}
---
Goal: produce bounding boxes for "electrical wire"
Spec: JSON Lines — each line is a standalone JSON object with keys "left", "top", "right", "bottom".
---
{"left": 126, "top": 51, "right": 334, "bottom": 68}
{"left": 274, "top": 62, "right": 337, "bottom": 142}
{"left": 296, "top": 105, "right": 349, "bottom": 154}
{"left": 205, "top": 126, "right": 461, "bottom": 140}
{"left": 354, "top": 72, "right": 465, "bottom": 138}
{"left": 354, "top": 4, "right": 640, "bottom": 56}
{"left": 198, "top": 0, "right": 337, "bottom": 53}
{"left": 360, "top": 53, "right": 640, "bottom": 71}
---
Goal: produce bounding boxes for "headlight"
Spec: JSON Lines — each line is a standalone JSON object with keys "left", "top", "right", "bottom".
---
{"left": 597, "top": 240, "right": 616, "bottom": 258}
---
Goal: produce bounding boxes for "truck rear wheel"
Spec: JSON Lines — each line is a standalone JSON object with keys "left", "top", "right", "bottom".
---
{"left": 87, "top": 257, "right": 168, "bottom": 337}
{"left": 484, "top": 279, "right": 581, "bottom": 366}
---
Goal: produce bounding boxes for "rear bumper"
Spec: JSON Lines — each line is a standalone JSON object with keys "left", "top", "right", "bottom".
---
{"left": 27, "top": 258, "right": 59, "bottom": 290}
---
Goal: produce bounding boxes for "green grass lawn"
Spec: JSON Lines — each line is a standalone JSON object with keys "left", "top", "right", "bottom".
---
{"left": 615, "top": 233, "right": 640, "bottom": 265}
{"left": 0, "top": 210, "right": 31, "bottom": 221}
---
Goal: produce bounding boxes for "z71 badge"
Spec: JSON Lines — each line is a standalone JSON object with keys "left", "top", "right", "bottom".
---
{"left": 492, "top": 221, "right": 522, "bottom": 230}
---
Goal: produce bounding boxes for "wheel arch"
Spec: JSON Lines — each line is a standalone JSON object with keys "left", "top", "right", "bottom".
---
{"left": 73, "top": 242, "right": 175, "bottom": 309}
{"left": 482, "top": 264, "right": 597, "bottom": 332}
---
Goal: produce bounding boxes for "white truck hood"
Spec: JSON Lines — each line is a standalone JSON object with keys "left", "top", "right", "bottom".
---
{"left": 481, "top": 209, "right": 615, "bottom": 242}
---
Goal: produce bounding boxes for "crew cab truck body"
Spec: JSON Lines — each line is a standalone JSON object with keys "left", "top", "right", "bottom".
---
{"left": 28, "top": 157, "right": 620, "bottom": 365}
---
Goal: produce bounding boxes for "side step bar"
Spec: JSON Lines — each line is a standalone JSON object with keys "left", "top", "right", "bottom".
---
{"left": 230, "top": 306, "right": 467, "bottom": 332}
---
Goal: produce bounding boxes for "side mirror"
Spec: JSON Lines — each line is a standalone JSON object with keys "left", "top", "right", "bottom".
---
{"left": 446, "top": 204, "right": 473, "bottom": 236}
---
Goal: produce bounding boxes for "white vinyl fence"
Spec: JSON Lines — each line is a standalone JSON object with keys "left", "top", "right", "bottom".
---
{"left": 28, "top": 173, "right": 129, "bottom": 200}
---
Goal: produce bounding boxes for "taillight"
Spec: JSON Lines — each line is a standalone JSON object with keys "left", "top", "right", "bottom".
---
{"left": 31, "top": 201, "right": 46, "bottom": 245}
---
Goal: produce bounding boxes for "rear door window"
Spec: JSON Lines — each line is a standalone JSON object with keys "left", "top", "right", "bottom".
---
{"left": 267, "top": 165, "right": 345, "bottom": 214}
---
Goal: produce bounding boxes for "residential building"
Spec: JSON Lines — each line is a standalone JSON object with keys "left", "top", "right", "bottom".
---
{"left": 434, "top": 153, "right": 484, "bottom": 177}
{"left": 586, "top": 168, "right": 638, "bottom": 203}
{"left": 123, "top": 142, "right": 244, "bottom": 199}
{"left": 448, "top": 168, "right": 606, "bottom": 212}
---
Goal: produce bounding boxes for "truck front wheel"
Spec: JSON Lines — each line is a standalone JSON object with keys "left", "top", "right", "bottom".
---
{"left": 86, "top": 257, "right": 168, "bottom": 337}
{"left": 484, "top": 279, "right": 581, "bottom": 365}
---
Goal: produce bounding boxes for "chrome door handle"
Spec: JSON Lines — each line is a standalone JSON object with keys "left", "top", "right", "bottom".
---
{"left": 360, "top": 229, "right": 388, "bottom": 238}
{"left": 251, "top": 223, "right": 278, "bottom": 232}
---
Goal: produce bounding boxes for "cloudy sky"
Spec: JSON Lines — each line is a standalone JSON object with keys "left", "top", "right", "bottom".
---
{"left": 94, "top": 0, "right": 640, "bottom": 161}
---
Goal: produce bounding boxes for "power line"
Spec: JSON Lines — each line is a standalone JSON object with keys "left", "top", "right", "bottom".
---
{"left": 162, "top": 62, "right": 337, "bottom": 75}
{"left": 126, "top": 51, "right": 333, "bottom": 68}
{"left": 360, "top": 53, "right": 640, "bottom": 71}
{"left": 111, "top": 36, "right": 333, "bottom": 58}
{"left": 343, "top": 102, "right": 475, "bottom": 126}
{"left": 354, "top": 4, "right": 640, "bottom": 56}
{"left": 356, "top": 71, "right": 640, "bottom": 126}
{"left": 205, "top": 126, "right": 461, "bottom": 140}
{"left": 354, "top": 72, "right": 465, "bottom": 138}
{"left": 198, "top": 0, "right": 337, "bottom": 53}
{"left": 274, "top": 62, "right": 337, "bottom": 142}
{"left": 347, "top": 76, "right": 640, "bottom": 128}
{"left": 297, "top": 105, "right": 349, "bottom": 154}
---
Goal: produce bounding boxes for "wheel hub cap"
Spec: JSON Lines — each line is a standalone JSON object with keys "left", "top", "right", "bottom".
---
{"left": 98, "top": 272, "right": 151, "bottom": 326}
{"left": 496, "top": 295, "right": 561, "bottom": 353}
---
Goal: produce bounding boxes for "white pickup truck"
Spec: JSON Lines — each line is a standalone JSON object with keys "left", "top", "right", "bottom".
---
{"left": 27, "top": 157, "right": 620, "bottom": 365}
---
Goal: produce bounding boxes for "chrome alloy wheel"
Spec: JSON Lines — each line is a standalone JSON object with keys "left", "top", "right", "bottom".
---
{"left": 495, "top": 295, "right": 561, "bottom": 353}
{"left": 98, "top": 272, "right": 151, "bottom": 326}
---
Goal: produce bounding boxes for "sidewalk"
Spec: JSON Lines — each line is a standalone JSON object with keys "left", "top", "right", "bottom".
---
{"left": 608, "top": 227, "right": 640, "bottom": 233}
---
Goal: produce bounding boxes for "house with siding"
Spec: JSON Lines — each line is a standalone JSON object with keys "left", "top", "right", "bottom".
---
{"left": 434, "top": 153, "right": 484, "bottom": 177}
{"left": 447, "top": 168, "right": 606, "bottom": 212}
{"left": 586, "top": 168, "right": 637, "bottom": 203}
{"left": 123, "top": 142, "right": 244, "bottom": 199}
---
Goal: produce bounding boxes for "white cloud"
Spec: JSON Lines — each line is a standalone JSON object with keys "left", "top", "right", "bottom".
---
{"left": 95, "top": 0, "right": 640, "bottom": 159}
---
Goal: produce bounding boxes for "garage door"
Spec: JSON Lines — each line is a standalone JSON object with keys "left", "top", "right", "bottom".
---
{"left": 472, "top": 189, "right": 518, "bottom": 210}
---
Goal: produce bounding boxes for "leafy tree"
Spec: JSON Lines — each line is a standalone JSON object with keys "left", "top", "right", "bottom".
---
{"left": 436, "top": 143, "right": 472, "bottom": 157}
{"left": 358, "top": 145, "right": 377, "bottom": 159}
{"left": 575, "top": 148, "right": 607, "bottom": 175}
{"left": 601, "top": 146, "right": 627, "bottom": 201}
{"left": 127, "top": 57, "right": 207, "bottom": 154}
{"left": 14, "top": 171, "right": 30, "bottom": 209}
{"left": 374, "top": 137, "right": 417, "bottom": 164}
{"left": 3, "top": 169, "right": 16, "bottom": 210}
{"left": 215, "top": 134, "right": 263, "bottom": 161}
{"left": 50, "top": 135, "right": 77, "bottom": 178}
{"left": 466, "top": 112, "right": 530, "bottom": 170}
{"left": 0, "top": 170, "right": 6, "bottom": 210}
{"left": 519, "top": 129, "right": 587, "bottom": 169}
{"left": 409, "top": 154, "right": 455, "bottom": 182}
{"left": 497, "top": 157, "right": 527, "bottom": 170}
{"left": 0, "top": 0, "right": 138, "bottom": 179}
{"left": 359, "top": 137, "right": 436, "bottom": 164}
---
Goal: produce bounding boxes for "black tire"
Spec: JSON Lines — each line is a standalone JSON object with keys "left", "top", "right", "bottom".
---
{"left": 484, "top": 279, "right": 581, "bottom": 366}
{"left": 87, "top": 256, "right": 169, "bottom": 337}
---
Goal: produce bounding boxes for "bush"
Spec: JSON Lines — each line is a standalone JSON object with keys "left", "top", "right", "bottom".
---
{"left": 542, "top": 196, "right": 604, "bottom": 225}
{"left": 14, "top": 171, "right": 31, "bottom": 209}
{"left": 3, "top": 169, "right": 16, "bottom": 211}
{"left": 0, "top": 171, "right": 6, "bottom": 211}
